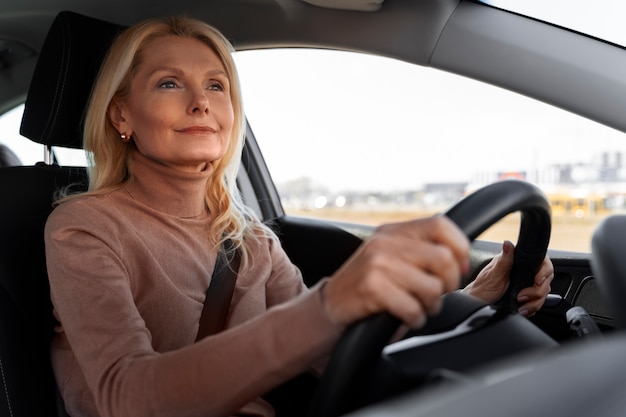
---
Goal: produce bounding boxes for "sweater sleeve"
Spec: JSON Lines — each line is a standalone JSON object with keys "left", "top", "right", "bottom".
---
{"left": 264, "top": 234, "right": 308, "bottom": 307}
{"left": 45, "top": 203, "right": 342, "bottom": 417}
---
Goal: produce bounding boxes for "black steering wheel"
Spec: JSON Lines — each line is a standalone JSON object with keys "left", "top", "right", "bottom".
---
{"left": 308, "top": 179, "right": 552, "bottom": 417}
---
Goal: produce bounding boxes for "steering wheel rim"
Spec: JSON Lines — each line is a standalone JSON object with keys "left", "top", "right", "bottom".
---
{"left": 308, "top": 179, "right": 552, "bottom": 417}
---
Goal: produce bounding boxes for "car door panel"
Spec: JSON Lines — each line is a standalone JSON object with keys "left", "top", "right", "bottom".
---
{"left": 270, "top": 215, "right": 364, "bottom": 287}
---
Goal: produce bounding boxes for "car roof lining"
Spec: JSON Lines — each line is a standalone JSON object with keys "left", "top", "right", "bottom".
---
{"left": 301, "top": 0, "right": 385, "bottom": 12}
{"left": 187, "top": 0, "right": 459, "bottom": 64}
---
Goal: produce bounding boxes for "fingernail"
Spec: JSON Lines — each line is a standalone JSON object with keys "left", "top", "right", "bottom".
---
{"left": 502, "top": 241, "right": 512, "bottom": 255}
{"left": 518, "top": 308, "right": 529, "bottom": 317}
{"left": 518, "top": 295, "right": 529, "bottom": 303}
{"left": 540, "top": 273, "right": 554, "bottom": 285}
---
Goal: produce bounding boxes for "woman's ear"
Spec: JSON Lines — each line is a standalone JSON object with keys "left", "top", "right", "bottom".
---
{"left": 108, "top": 99, "right": 131, "bottom": 135}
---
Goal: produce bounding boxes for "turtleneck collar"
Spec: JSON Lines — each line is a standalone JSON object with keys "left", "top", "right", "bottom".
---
{"left": 124, "top": 150, "right": 211, "bottom": 218}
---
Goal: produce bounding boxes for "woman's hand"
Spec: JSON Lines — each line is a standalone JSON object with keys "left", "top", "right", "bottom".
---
{"left": 322, "top": 216, "right": 470, "bottom": 329}
{"left": 462, "top": 240, "right": 554, "bottom": 316}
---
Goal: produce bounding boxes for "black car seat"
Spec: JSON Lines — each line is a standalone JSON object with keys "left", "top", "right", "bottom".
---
{"left": 0, "top": 12, "right": 123, "bottom": 417}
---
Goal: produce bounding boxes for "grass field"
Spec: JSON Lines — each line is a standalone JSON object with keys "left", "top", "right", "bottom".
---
{"left": 289, "top": 208, "right": 609, "bottom": 253}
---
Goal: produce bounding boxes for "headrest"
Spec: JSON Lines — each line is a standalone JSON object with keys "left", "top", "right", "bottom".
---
{"left": 20, "top": 11, "right": 125, "bottom": 149}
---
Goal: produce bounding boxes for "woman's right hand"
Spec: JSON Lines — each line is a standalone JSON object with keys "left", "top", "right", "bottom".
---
{"left": 322, "top": 215, "right": 470, "bottom": 330}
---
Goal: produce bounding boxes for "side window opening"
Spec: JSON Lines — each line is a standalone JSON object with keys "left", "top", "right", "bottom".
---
{"left": 0, "top": 104, "right": 87, "bottom": 167}
{"left": 235, "top": 48, "right": 626, "bottom": 253}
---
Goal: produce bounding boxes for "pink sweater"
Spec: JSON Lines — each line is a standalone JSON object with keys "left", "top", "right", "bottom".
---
{"left": 44, "top": 151, "right": 342, "bottom": 417}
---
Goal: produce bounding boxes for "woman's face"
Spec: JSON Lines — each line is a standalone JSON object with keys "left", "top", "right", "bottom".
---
{"left": 109, "top": 35, "right": 234, "bottom": 173}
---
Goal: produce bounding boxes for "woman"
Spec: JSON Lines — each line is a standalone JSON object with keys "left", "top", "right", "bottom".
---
{"left": 44, "top": 16, "right": 553, "bottom": 417}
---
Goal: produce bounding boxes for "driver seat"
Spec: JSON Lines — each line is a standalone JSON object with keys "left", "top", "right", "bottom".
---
{"left": 0, "top": 12, "right": 123, "bottom": 416}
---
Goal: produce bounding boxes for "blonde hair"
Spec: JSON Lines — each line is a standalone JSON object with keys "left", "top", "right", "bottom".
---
{"left": 61, "top": 16, "right": 273, "bottom": 267}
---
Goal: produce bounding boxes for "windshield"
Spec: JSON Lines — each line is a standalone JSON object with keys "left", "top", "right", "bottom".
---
{"left": 480, "top": 0, "right": 626, "bottom": 47}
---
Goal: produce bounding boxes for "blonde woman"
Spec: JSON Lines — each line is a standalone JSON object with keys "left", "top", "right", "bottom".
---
{"left": 45, "top": 16, "right": 553, "bottom": 417}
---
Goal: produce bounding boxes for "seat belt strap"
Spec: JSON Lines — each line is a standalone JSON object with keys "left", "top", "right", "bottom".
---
{"left": 196, "top": 239, "right": 241, "bottom": 341}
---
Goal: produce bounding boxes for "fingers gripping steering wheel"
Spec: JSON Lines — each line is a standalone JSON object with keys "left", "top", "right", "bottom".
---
{"left": 308, "top": 180, "right": 552, "bottom": 417}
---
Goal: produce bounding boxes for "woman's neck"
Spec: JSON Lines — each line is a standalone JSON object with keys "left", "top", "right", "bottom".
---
{"left": 124, "top": 150, "right": 211, "bottom": 218}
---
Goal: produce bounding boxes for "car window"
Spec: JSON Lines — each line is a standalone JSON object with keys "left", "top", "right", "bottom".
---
{"left": 0, "top": 104, "right": 87, "bottom": 166}
{"left": 234, "top": 48, "right": 626, "bottom": 253}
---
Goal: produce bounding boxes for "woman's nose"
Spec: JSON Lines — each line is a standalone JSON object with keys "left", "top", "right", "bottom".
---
{"left": 189, "top": 89, "right": 209, "bottom": 114}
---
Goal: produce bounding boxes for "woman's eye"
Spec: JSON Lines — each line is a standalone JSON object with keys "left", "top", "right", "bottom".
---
{"left": 159, "top": 80, "right": 178, "bottom": 89}
{"left": 208, "top": 81, "right": 225, "bottom": 91}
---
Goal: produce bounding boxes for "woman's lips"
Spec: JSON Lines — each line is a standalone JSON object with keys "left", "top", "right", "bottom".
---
{"left": 177, "top": 126, "right": 216, "bottom": 134}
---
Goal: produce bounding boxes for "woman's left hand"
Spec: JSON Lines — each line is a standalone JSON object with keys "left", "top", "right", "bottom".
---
{"left": 462, "top": 240, "right": 554, "bottom": 317}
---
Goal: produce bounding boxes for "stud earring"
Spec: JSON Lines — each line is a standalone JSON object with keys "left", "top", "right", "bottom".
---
{"left": 120, "top": 134, "right": 130, "bottom": 142}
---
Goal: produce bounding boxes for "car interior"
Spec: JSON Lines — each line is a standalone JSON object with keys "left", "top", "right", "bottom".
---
{"left": 1, "top": 1, "right": 626, "bottom": 416}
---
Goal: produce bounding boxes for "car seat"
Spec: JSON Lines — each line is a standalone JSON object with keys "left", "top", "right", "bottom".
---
{"left": 0, "top": 11, "right": 123, "bottom": 417}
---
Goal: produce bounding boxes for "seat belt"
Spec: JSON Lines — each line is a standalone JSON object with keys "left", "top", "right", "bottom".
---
{"left": 196, "top": 239, "right": 241, "bottom": 341}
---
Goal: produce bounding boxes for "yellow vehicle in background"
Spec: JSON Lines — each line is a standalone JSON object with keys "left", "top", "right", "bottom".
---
{"left": 549, "top": 193, "right": 610, "bottom": 218}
